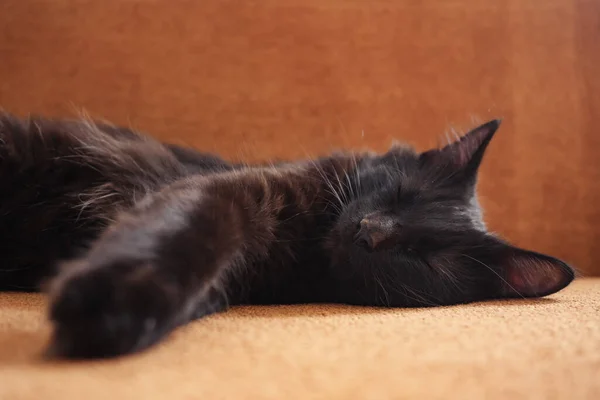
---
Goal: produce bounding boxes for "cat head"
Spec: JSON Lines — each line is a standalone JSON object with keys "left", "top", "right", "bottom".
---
{"left": 327, "top": 120, "right": 575, "bottom": 306}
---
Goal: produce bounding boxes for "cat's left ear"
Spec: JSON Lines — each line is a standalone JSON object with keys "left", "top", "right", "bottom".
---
{"left": 419, "top": 119, "right": 501, "bottom": 181}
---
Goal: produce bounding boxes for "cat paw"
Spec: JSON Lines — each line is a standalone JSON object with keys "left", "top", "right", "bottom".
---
{"left": 46, "top": 260, "right": 180, "bottom": 359}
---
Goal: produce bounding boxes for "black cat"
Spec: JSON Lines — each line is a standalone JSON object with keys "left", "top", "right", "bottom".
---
{"left": 0, "top": 113, "right": 574, "bottom": 359}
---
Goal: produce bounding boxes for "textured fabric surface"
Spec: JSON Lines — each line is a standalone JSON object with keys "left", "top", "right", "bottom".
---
{"left": 0, "top": 279, "right": 598, "bottom": 399}
{"left": 1, "top": 0, "right": 599, "bottom": 275}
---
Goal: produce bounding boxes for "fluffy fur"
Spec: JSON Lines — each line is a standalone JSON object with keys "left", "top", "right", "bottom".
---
{"left": 0, "top": 113, "right": 574, "bottom": 359}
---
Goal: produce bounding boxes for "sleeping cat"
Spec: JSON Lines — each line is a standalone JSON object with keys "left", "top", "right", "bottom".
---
{"left": 0, "top": 113, "right": 574, "bottom": 359}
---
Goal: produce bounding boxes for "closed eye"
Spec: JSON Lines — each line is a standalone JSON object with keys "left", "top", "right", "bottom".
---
{"left": 392, "top": 244, "right": 417, "bottom": 256}
{"left": 401, "top": 246, "right": 436, "bottom": 271}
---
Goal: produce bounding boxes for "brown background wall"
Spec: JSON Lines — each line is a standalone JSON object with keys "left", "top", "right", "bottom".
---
{"left": 1, "top": 0, "right": 599, "bottom": 275}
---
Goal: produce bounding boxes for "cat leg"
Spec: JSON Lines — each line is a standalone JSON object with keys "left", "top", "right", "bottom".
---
{"left": 45, "top": 176, "right": 254, "bottom": 359}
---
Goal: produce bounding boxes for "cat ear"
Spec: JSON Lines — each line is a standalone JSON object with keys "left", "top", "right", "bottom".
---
{"left": 490, "top": 243, "right": 575, "bottom": 298}
{"left": 420, "top": 119, "right": 501, "bottom": 178}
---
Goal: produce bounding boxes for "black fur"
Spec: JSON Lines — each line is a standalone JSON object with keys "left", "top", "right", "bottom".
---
{"left": 0, "top": 113, "right": 574, "bottom": 359}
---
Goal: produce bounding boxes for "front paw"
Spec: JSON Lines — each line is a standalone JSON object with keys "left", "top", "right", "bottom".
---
{"left": 46, "top": 260, "right": 180, "bottom": 359}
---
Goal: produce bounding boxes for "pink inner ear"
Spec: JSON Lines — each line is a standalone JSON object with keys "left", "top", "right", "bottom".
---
{"left": 504, "top": 255, "right": 572, "bottom": 298}
{"left": 453, "top": 140, "right": 478, "bottom": 168}
{"left": 442, "top": 121, "right": 498, "bottom": 169}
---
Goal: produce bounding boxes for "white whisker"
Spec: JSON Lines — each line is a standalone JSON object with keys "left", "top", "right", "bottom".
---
{"left": 460, "top": 253, "right": 525, "bottom": 299}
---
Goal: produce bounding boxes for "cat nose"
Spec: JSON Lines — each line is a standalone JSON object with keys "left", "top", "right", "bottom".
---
{"left": 353, "top": 218, "right": 388, "bottom": 252}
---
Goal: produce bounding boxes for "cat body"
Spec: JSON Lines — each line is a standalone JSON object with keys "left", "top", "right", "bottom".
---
{"left": 0, "top": 114, "right": 574, "bottom": 358}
